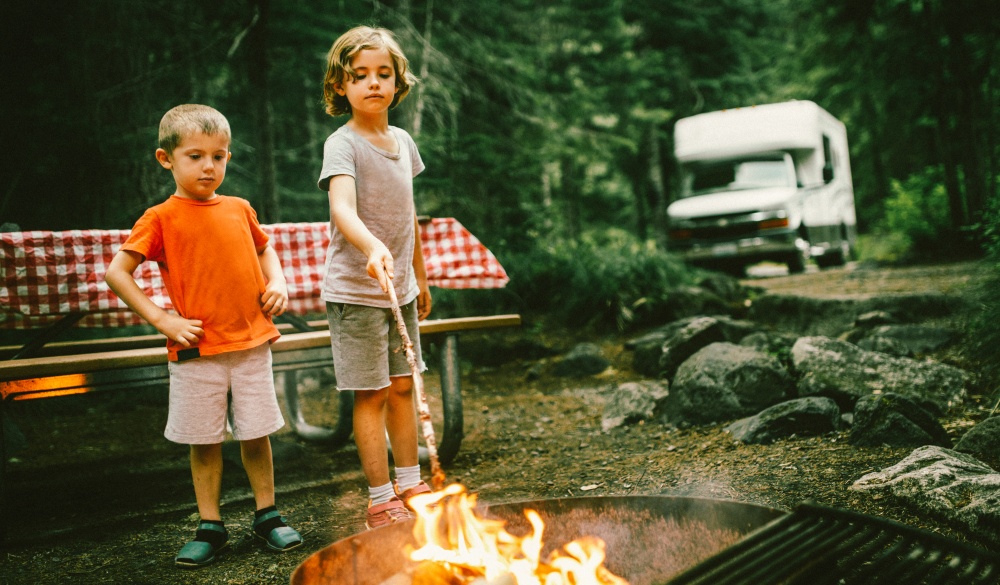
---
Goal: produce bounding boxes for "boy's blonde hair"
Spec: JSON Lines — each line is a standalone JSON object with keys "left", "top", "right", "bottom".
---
{"left": 322, "top": 26, "right": 417, "bottom": 117}
{"left": 158, "top": 104, "right": 231, "bottom": 154}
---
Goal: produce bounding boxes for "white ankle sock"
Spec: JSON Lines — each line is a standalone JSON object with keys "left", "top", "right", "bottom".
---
{"left": 395, "top": 465, "right": 423, "bottom": 492}
{"left": 369, "top": 482, "right": 395, "bottom": 505}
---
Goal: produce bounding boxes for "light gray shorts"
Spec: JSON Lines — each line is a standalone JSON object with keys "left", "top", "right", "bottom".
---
{"left": 326, "top": 300, "right": 425, "bottom": 391}
{"left": 164, "top": 343, "right": 285, "bottom": 444}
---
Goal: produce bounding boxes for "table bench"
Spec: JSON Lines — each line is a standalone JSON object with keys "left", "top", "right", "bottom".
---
{"left": 0, "top": 313, "right": 521, "bottom": 455}
{"left": 0, "top": 218, "right": 519, "bottom": 536}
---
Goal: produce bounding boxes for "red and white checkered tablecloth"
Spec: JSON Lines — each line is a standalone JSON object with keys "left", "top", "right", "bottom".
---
{"left": 0, "top": 217, "right": 509, "bottom": 329}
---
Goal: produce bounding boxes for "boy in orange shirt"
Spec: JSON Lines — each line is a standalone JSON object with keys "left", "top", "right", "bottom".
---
{"left": 106, "top": 104, "right": 302, "bottom": 568}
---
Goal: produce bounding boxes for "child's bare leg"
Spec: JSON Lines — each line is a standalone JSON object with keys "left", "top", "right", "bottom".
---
{"left": 190, "top": 443, "right": 224, "bottom": 520}
{"left": 353, "top": 387, "right": 391, "bottom": 487}
{"left": 240, "top": 436, "right": 276, "bottom": 510}
{"left": 385, "top": 376, "right": 419, "bottom": 468}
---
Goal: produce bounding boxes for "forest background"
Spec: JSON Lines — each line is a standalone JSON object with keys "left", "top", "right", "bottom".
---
{"left": 1, "top": 0, "right": 998, "bottom": 348}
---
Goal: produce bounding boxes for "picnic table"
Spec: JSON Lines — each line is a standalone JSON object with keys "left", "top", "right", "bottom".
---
{"left": 0, "top": 217, "right": 519, "bottom": 472}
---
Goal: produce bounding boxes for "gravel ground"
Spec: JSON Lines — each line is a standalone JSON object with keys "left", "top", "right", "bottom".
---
{"left": 1, "top": 260, "right": 995, "bottom": 584}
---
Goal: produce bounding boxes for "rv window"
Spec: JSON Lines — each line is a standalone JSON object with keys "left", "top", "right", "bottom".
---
{"left": 687, "top": 158, "right": 794, "bottom": 195}
{"left": 822, "top": 135, "right": 835, "bottom": 183}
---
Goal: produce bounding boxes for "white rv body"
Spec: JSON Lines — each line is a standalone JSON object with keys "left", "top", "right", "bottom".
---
{"left": 667, "top": 100, "right": 857, "bottom": 273}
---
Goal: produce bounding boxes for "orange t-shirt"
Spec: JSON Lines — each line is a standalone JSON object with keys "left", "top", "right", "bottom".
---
{"left": 122, "top": 195, "right": 280, "bottom": 361}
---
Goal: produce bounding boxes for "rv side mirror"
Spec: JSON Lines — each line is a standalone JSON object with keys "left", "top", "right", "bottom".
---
{"left": 823, "top": 164, "right": 834, "bottom": 183}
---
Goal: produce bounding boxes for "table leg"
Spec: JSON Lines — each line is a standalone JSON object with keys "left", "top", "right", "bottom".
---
{"left": 437, "top": 333, "right": 463, "bottom": 464}
{"left": 0, "top": 401, "right": 9, "bottom": 545}
{"left": 283, "top": 370, "right": 353, "bottom": 445}
{"left": 10, "top": 313, "right": 87, "bottom": 360}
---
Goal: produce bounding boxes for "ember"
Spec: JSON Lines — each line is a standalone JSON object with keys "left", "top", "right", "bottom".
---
{"left": 401, "top": 484, "right": 628, "bottom": 584}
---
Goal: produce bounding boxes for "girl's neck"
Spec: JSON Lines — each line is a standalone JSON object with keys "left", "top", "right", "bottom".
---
{"left": 346, "top": 115, "right": 398, "bottom": 153}
{"left": 347, "top": 113, "right": 390, "bottom": 135}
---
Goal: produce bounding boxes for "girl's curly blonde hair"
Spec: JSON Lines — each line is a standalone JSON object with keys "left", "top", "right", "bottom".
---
{"left": 322, "top": 26, "right": 417, "bottom": 117}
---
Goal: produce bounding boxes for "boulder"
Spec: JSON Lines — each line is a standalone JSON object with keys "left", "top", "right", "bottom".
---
{"left": 864, "top": 324, "right": 956, "bottom": 355}
{"left": 627, "top": 318, "right": 705, "bottom": 378}
{"left": 955, "top": 416, "right": 1000, "bottom": 461}
{"left": 725, "top": 397, "right": 841, "bottom": 444}
{"left": 851, "top": 446, "right": 1000, "bottom": 544}
{"left": 658, "top": 317, "right": 727, "bottom": 381}
{"left": 666, "top": 342, "right": 795, "bottom": 425}
{"left": 738, "top": 330, "right": 799, "bottom": 368}
{"left": 601, "top": 380, "right": 670, "bottom": 432}
{"left": 627, "top": 316, "right": 758, "bottom": 379}
{"left": 790, "top": 336, "right": 968, "bottom": 413}
{"left": 552, "top": 343, "right": 610, "bottom": 377}
{"left": 849, "top": 393, "right": 951, "bottom": 448}
{"left": 856, "top": 335, "right": 913, "bottom": 357}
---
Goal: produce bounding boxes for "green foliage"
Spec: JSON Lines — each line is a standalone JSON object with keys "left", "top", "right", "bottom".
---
{"left": 884, "top": 166, "right": 951, "bottom": 249}
{"left": 965, "top": 198, "right": 1000, "bottom": 388}
{"left": 856, "top": 166, "right": 954, "bottom": 264}
{"left": 853, "top": 232, "right": 912, "bottom": 265}
{"left": 498, "top": 228, "right": 698, "bottom": 333}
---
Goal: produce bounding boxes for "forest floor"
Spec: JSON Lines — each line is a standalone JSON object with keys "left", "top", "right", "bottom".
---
{"left": 1, "top": 259, "right": 996, "bottom": 585}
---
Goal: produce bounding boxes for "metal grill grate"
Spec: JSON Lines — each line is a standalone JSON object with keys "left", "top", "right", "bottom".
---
{"left": 664, "top": 502, "right": 1000, "bottom": 585}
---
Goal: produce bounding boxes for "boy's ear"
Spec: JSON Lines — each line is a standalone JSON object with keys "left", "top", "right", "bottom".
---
{"left": 155, "top": 148, "right": 173, "bottom": 169}
{"left": 227, "top": 151, "right": 232, "bottom": 162}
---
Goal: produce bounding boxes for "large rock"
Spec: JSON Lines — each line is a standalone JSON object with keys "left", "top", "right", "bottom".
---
{"left": 790, "top": 336, "right": 968, "bottom": 413}
{"left": 601, "top": 380, "right": 670, "bottom": 432}
{"left": 552, "top": 343, "right": 610, "bottom": 377}
{"left": 851, "top": 446, "right": 1000, "bottom": 543}
{"left": 627, "top": 318, "right": 706, "bottom": 378}
{"left": 627, "top": 316, "right": 758, "bottom": 379}
{"left": 849, "top": 393, "right": 951, "bottom": 448}
{"left": 658, "top": 317, "right": 727, "bottom": 381}
{"left": 666, "top": 342, "right": 795, "bottom": 425}
{"left": 855, "top": 335, "right": 913, "bottom": 357}
{"left": 955, "top": 416, "right": 1000, "bottom": 461}
{"left": 860, "top": 324, "right": 956, "bottom": 356}
{"left": 738, "top": 330, "right": 800, "bottom": 368}
{"left": 725, "top": 397, "right": 840, "bottom": 445}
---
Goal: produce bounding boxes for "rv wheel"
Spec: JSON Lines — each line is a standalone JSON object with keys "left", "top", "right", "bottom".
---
{"left": 786, "top": 251, "right": 807, "bottom": 274}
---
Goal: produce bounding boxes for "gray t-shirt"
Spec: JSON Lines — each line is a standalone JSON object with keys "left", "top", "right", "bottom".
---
{"left": 317, "top": 125, "right": 425, "bottom": 308}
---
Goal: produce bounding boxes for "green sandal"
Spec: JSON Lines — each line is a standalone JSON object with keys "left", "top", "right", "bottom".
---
{"left": 175, "top": 522, "right": 229, "bottom": 568}
{"left": 252, "top": 510, "right": 303, "bottom": 552}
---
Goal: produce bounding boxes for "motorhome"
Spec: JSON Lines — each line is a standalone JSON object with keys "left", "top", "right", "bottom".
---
{"left": 666, "top": 100, "right": 857, "bottom": 274}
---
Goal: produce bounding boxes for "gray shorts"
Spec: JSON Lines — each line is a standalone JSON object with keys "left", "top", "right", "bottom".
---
{"left": 164, "top": 343, "right": 285, "bottom": 444}
{"left": 326, "top": 300, "right": 425, "bottom": 391}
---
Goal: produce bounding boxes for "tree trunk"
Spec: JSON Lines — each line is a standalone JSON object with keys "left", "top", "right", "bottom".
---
{"left": 860, "top": 93, "right": 891, "bottom": 232}
{"left": 560, "top": 155, "right": 580, "bottom": 242}
{"left": 411, "top": 0, "right": 434, "bottom": 138}
{"left": 247, "top": 0, "right": 279, "bottom": 223}
{"left": 647, "top": 121, "right": 668, "bottom": 247}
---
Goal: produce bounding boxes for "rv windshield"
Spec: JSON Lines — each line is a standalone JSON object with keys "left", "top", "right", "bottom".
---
{"left": 685, "top": 156, "right": 795, "bottom": 196}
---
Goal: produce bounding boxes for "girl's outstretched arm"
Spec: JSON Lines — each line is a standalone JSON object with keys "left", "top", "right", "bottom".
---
{"left": 328, "top": 174, "right": 393, "bottom": 292}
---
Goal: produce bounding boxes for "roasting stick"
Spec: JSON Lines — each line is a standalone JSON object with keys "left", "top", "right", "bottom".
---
{"left": 386, "top": 281, "right": 447, "bottom": 491}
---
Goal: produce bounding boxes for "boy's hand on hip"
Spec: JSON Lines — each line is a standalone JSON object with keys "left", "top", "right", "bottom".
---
{"left": 158, "top": 314, "right": 204, "bottom": 347}
{"left": 366, "top": 244, "right": 394, "bottom": 293}
{"left": 261, "top": 281, "right": 289, "bottom": 316}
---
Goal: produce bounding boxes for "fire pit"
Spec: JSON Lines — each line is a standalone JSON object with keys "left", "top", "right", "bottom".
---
{"left": 290, "top": 495, "right": 785, "bottom": 585}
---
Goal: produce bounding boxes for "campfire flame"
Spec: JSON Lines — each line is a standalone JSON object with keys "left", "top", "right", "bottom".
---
{"left": 406, "top": 484, "right": 629, "bottom": 585}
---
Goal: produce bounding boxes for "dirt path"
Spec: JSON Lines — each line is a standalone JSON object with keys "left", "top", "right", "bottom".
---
{"left": 742, "top": 260, "right": 982, "bottom": 298}
{"left": 1, "top": 260, "right": 992, "bottom": 584}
